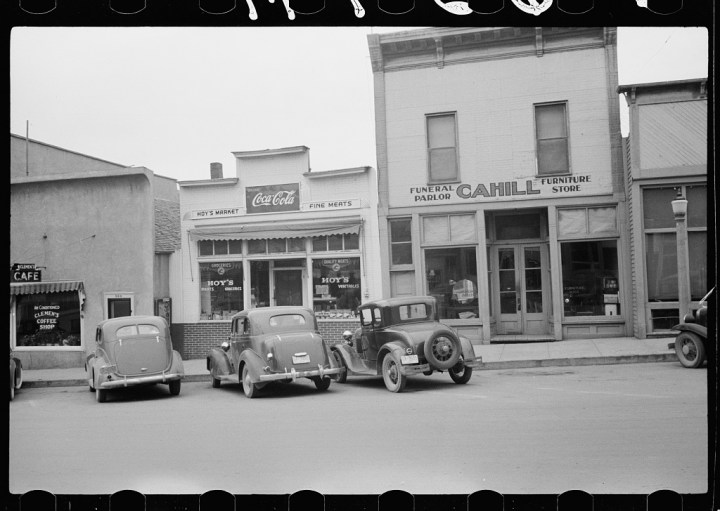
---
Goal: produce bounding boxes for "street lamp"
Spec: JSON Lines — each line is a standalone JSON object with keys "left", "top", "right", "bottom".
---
{"left": 671, "top": 189, "right": 691, "bottom": 319}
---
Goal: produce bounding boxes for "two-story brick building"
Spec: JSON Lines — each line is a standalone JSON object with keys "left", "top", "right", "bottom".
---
{"left": 174, "top": 146, "right": 380, "bottom": 359}
{"left": 618, "top": 78, "right": 709, "bottom": 338}
{"left": 368, "top": 27, "right": 628, "bottom": 343}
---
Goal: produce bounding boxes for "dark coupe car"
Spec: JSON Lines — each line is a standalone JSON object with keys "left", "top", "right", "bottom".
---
{"left": 207, "top": 306, "right": 344, "bottom": 398}
{"left": 332, "top": 296, "right": 483, "bottom": 392}
{"left": 85, "top": 315, "right": 185, "bottom": 402}
{"left": 669, "top": 287, "right": 714, "bottom": 368}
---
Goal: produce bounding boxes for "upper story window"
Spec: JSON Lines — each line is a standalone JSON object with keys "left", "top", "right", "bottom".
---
{"left": 535, "top": 102, "right": 569, "bottom": 176}
{"left": 426, "top": 113, "right": 459, "bottom": 183}
{"left": 389, "top": 218, "right": 413, "bottom": 266}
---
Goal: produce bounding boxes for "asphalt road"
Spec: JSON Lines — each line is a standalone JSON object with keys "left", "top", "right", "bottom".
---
{"left": 9, "top": 362, "right": 708, "bottom": 495}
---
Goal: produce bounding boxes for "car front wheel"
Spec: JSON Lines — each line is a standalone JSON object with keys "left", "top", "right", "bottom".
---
{"left": 169, "top": 379, "right": 181, "bottom": 396}
{"left": 382, "top": 352, "right": 407, "bottom": 393}
{"left": 241, "top": 365, "right": 259, "bottom": 398}
{"left": 332, "top": 350, "right": 348, "bottom": 383}
{"left": 313, "top": 376, "right": 331, "bottom": 391}
{"left": 449, "top": 363, "right": 473, "bottom": 384}
{"left": 675, "top": 332, "right": 706, "bottom": 368}
{"left": 424, "top": 332, "right": 462, "bottom": 370}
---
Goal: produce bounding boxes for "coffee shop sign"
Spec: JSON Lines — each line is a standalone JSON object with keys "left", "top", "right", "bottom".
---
{"left": 410, "top": 175, "right": 592, "bottom": 202}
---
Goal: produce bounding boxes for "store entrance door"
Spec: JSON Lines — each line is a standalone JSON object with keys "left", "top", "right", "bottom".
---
{"left": 493, "top": 245, "right": 549, "bottom": 335}
{"left": 273, "top": 269, "right": 303, "bottom": 306}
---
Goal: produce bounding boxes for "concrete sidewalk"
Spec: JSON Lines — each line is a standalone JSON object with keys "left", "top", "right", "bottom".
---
{"left": 20, "top": 336, "right": 679, "bottom": 389}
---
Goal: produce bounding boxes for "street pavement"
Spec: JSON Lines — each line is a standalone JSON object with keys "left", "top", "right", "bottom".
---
{"left": 21, "top": 336, "right": 679, "bottom": 388}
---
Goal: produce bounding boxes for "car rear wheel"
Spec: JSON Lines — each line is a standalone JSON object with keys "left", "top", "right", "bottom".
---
{"left": 313, "top": 376, "right": 331, "bottom": 391}
{"left": 169, "top": 379, "right": 181, "bottom": 396}
{"left": 449, "top": 363, "right": 473, "bottom": 384}
{"left": 382, "top": 352, "right": 407, "bottom": 393}
{"left": 675, "top": 332, "right": 706, "bottom": 368}
{"left": 96, "top": 387, "right": 107, "bottom": 403}
{"left": 332, "top": 350, "right": 348, "bottom": 383}
{"left": 424, "top": 332, "right": 462, "bottom": 370}
{"left": 241, "top": 365, "right": 258, "bottom": 398}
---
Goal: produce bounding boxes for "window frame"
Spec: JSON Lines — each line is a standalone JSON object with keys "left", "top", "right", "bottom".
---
{"left": 426, "top": 112, "right": 460, "bottom": 184}
{"left": 534, "top": 101, "right": 570, "bottom": 176}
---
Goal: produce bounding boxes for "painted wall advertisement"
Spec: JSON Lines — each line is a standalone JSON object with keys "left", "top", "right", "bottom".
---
{"left": 408, "top": 174, "right": 605, "bottom": 203}
{"left": 246, "top": 183, "right": 300, "bottom": 214}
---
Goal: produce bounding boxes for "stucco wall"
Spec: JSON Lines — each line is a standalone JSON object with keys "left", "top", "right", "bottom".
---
{"left": 11, "top": 173, "right": 155, "bottom": 367}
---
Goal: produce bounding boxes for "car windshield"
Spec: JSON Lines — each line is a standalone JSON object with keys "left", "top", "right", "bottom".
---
{"left": 269, "top": 314, "right": 307, "bottom": 328}
{"left": 396, "top": 303, "right": 430, "bottom": 321}
{"left": 115, "top": 324, "right": 161, "bottom": 337}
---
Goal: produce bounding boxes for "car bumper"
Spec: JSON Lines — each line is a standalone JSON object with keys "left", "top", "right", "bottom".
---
{"left": 463, "top": 356, "right": 483, "bottom": 368}
{"left": 258, "top": 365, "right": 344, "bottom": 382}
{"left": 99, "top": 372, "right": 183, "bottom": 389}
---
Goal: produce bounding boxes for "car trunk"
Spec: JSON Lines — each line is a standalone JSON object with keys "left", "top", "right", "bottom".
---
{"left": 270, "top": 332, "right": 327, "bottom": 370}
{"left": 111, "top": 335, "right": 171, "bottom": 376}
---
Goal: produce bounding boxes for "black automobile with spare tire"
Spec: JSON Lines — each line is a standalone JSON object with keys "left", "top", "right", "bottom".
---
{"left": 331, "top": 296, "right": 483, "bottom": 392}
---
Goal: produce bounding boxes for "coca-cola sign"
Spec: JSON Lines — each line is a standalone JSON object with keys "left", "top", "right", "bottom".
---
{"left": 246, "top": 183, "right": 300, "bottom": 214}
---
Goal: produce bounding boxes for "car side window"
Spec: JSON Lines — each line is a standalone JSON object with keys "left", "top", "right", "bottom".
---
{"left": 96, "top": 327, "right": 102, "bottom": 344}
{"left": 372, "top": 308, "right": 383, "bottom": 327}
{"left": 242, "top": 318, "right": 251, "bottom": 335}
{"left": 360, "top": 309, "right": 372, "bottom": 326}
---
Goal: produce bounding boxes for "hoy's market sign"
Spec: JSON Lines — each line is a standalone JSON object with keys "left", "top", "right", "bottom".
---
{"left": 410, "top": 175, "right": 595, "bottom": 202}
{"left": 246, "top": 183, "right": 300, "bottom": 214}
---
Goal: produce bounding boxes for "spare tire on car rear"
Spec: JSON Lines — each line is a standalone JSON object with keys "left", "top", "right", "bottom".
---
{"left": 423, "top": 332, "right": 462, "bottom": 370}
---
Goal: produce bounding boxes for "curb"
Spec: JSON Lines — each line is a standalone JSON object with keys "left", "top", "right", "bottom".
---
{"left": 21, "top": 354, "right": 679, "bottom": 389}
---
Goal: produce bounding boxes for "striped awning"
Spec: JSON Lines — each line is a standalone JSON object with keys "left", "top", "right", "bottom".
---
{"left": 188, "top": 218, "right": 362, "bottom": 241}
{"left": 10, "top": 281, "right": 84, "bottom": 296}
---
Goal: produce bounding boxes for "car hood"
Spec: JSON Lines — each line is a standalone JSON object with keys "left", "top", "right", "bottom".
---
{"left": 264, "top": 332, "right": 328, "bottom": 369}
{"left": 109, "top": 336, "right": 172, "bottom": 376}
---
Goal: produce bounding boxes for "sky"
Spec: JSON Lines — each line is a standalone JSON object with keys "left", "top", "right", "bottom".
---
{"left": 9, "top": 26, "right": 709, "bottom": 182}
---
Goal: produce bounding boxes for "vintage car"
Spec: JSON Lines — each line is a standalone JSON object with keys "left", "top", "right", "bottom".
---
{"left": 207, "top": 306, "right": 344, "bottom": 398}
{"left": 331, "top": 296, "right": 483, "bottom": 392}
{"left": 669, "top": 287, "right": 714, "bottom": 368}
{"left": 10, "top": 350, "right": 23, "bottom": 401}
{"left": 86, "top": 315, "right": 185, "bottom": 402}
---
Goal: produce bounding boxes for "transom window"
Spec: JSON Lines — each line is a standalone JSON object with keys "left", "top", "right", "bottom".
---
{"left": 312, "top": 233, "right": 359, "bottom": 252}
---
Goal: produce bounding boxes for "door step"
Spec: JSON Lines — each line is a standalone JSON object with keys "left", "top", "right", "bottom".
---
{"left": 490, "top": 335, "right": 556, "bottom": 344}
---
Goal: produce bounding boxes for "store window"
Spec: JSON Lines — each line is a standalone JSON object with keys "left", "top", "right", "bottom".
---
{"left": 15, "top": 292, "right": 82, "bottom": 347}
{"left": 643, "top": 186, "right": 707, "bottom": 302}
{"left": 425, "top": 247, "right": 478, "bottom": 320}
{"left": 312, "top": 257, "right": 362, "bottom": 318}
{"left": 535, "top": 102, "right": 569, "bottom": 176}
{"left": 389, "top": 218, "right": 413, "bottom": 266}
{"left": 561, "top": 241, "right": 620, "bottom": 317}
{"left": 198, "top": 240, "right": 242, "bottom": 256}
{"left": 199, "top": 262, "right": 243, "bottom": 320}
{"left": 427, "top": 112, "right": 459, "bottom": 183}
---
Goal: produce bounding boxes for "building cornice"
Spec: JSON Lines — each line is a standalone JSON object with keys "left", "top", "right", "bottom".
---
{"left": 303, "top": 166, "right": 371, "bottom": 179}
{"left": 177, "top": 178, "right": 239, "bottom": 188}
{"left": 232, "top": 146, "right": 309, "bottom": 159}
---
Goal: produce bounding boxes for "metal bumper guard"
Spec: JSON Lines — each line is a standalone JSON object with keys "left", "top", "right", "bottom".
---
{"left": 100, "top": 372, "right": 183, "bottom": 389}
{"left": 463, "top": 356, "right": 483, "bottom": 368}
{"left": 258, "top": 364, "right": 344, "bottom": 382}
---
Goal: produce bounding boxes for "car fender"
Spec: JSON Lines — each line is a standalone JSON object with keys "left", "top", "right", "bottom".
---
{"left": 458, "top": 335, "right": 477, "bottom": 361}
{"left": 170, "top": 350, "right": 185, "bottom": 376}
{"left": 89, "top": 350, "right": 110, "bottom": 387}
{"left": 331, "top": 343, "right": 374, "bottom": 374}
{"left": 377, "top": 342, "right": 411, "bottom": 376}
{"left": 671, "top": 323, "right": 708, "bottom": 339}
{"left": 207, "top": 347, "right": 234, "bottom": 379}
{"left": 238, "top": 350, "right": 266, "bottom": 383}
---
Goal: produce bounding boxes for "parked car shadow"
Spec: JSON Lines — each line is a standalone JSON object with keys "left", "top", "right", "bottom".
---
{"left": 89, "top": 383, "right": 182, "bottom": 403}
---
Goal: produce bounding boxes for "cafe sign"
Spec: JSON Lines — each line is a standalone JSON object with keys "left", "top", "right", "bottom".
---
{"left": 11, "top": 263, "right": 42, "bottom": 282}
{"left": 246, "top": 183, "right": 300, "bottom": 214}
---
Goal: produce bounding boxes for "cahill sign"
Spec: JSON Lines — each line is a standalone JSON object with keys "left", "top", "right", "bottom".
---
{"left": 410, "top": 175, "right": 593, "bottom": 202}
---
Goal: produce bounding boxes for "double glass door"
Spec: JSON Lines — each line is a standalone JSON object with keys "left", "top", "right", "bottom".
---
{"left": 494, "top": 245, "right": 549, "bottom": 335}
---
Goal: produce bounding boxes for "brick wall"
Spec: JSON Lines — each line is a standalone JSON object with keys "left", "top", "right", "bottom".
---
{"left": 173, "top": 319, "right": 360, "bottom": 360}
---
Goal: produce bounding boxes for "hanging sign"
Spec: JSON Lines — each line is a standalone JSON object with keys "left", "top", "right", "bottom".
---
{"left": 11, "top": 263, "right": 42, "bottom": 282}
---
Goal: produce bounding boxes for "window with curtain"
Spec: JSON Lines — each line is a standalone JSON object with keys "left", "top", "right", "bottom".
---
{"left": 535, "top": 102, "right": 569, "bottom": 175}
{"left": 427, "top": 113, "right": 459, "bottom": 182}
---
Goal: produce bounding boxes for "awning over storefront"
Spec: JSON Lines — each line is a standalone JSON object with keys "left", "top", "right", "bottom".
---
{"left": 10, "top": 281, "right": 85, "bottom": 296}
{"left": 188, "top": 218, "right": 362, "bottom": 241}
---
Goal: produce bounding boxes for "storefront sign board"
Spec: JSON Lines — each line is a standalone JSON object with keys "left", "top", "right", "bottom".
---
{"left": 302, "top": 199, "right": 359, "bottom": 211}
{"left": 246, "top": 183, "right": 300, "bottom": 214}
{"left": 190, "top": 207, "right": 243, "bottom": 220}
{"left": 11, "top": 263, "right": 41, "bottom": 282}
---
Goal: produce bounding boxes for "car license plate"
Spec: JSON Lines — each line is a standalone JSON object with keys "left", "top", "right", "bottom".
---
{"left": 292, "top": 354, "right": 310, "bottom": 364}
{"left": 400, "top": 354, "right": 418, "bottom": 365}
